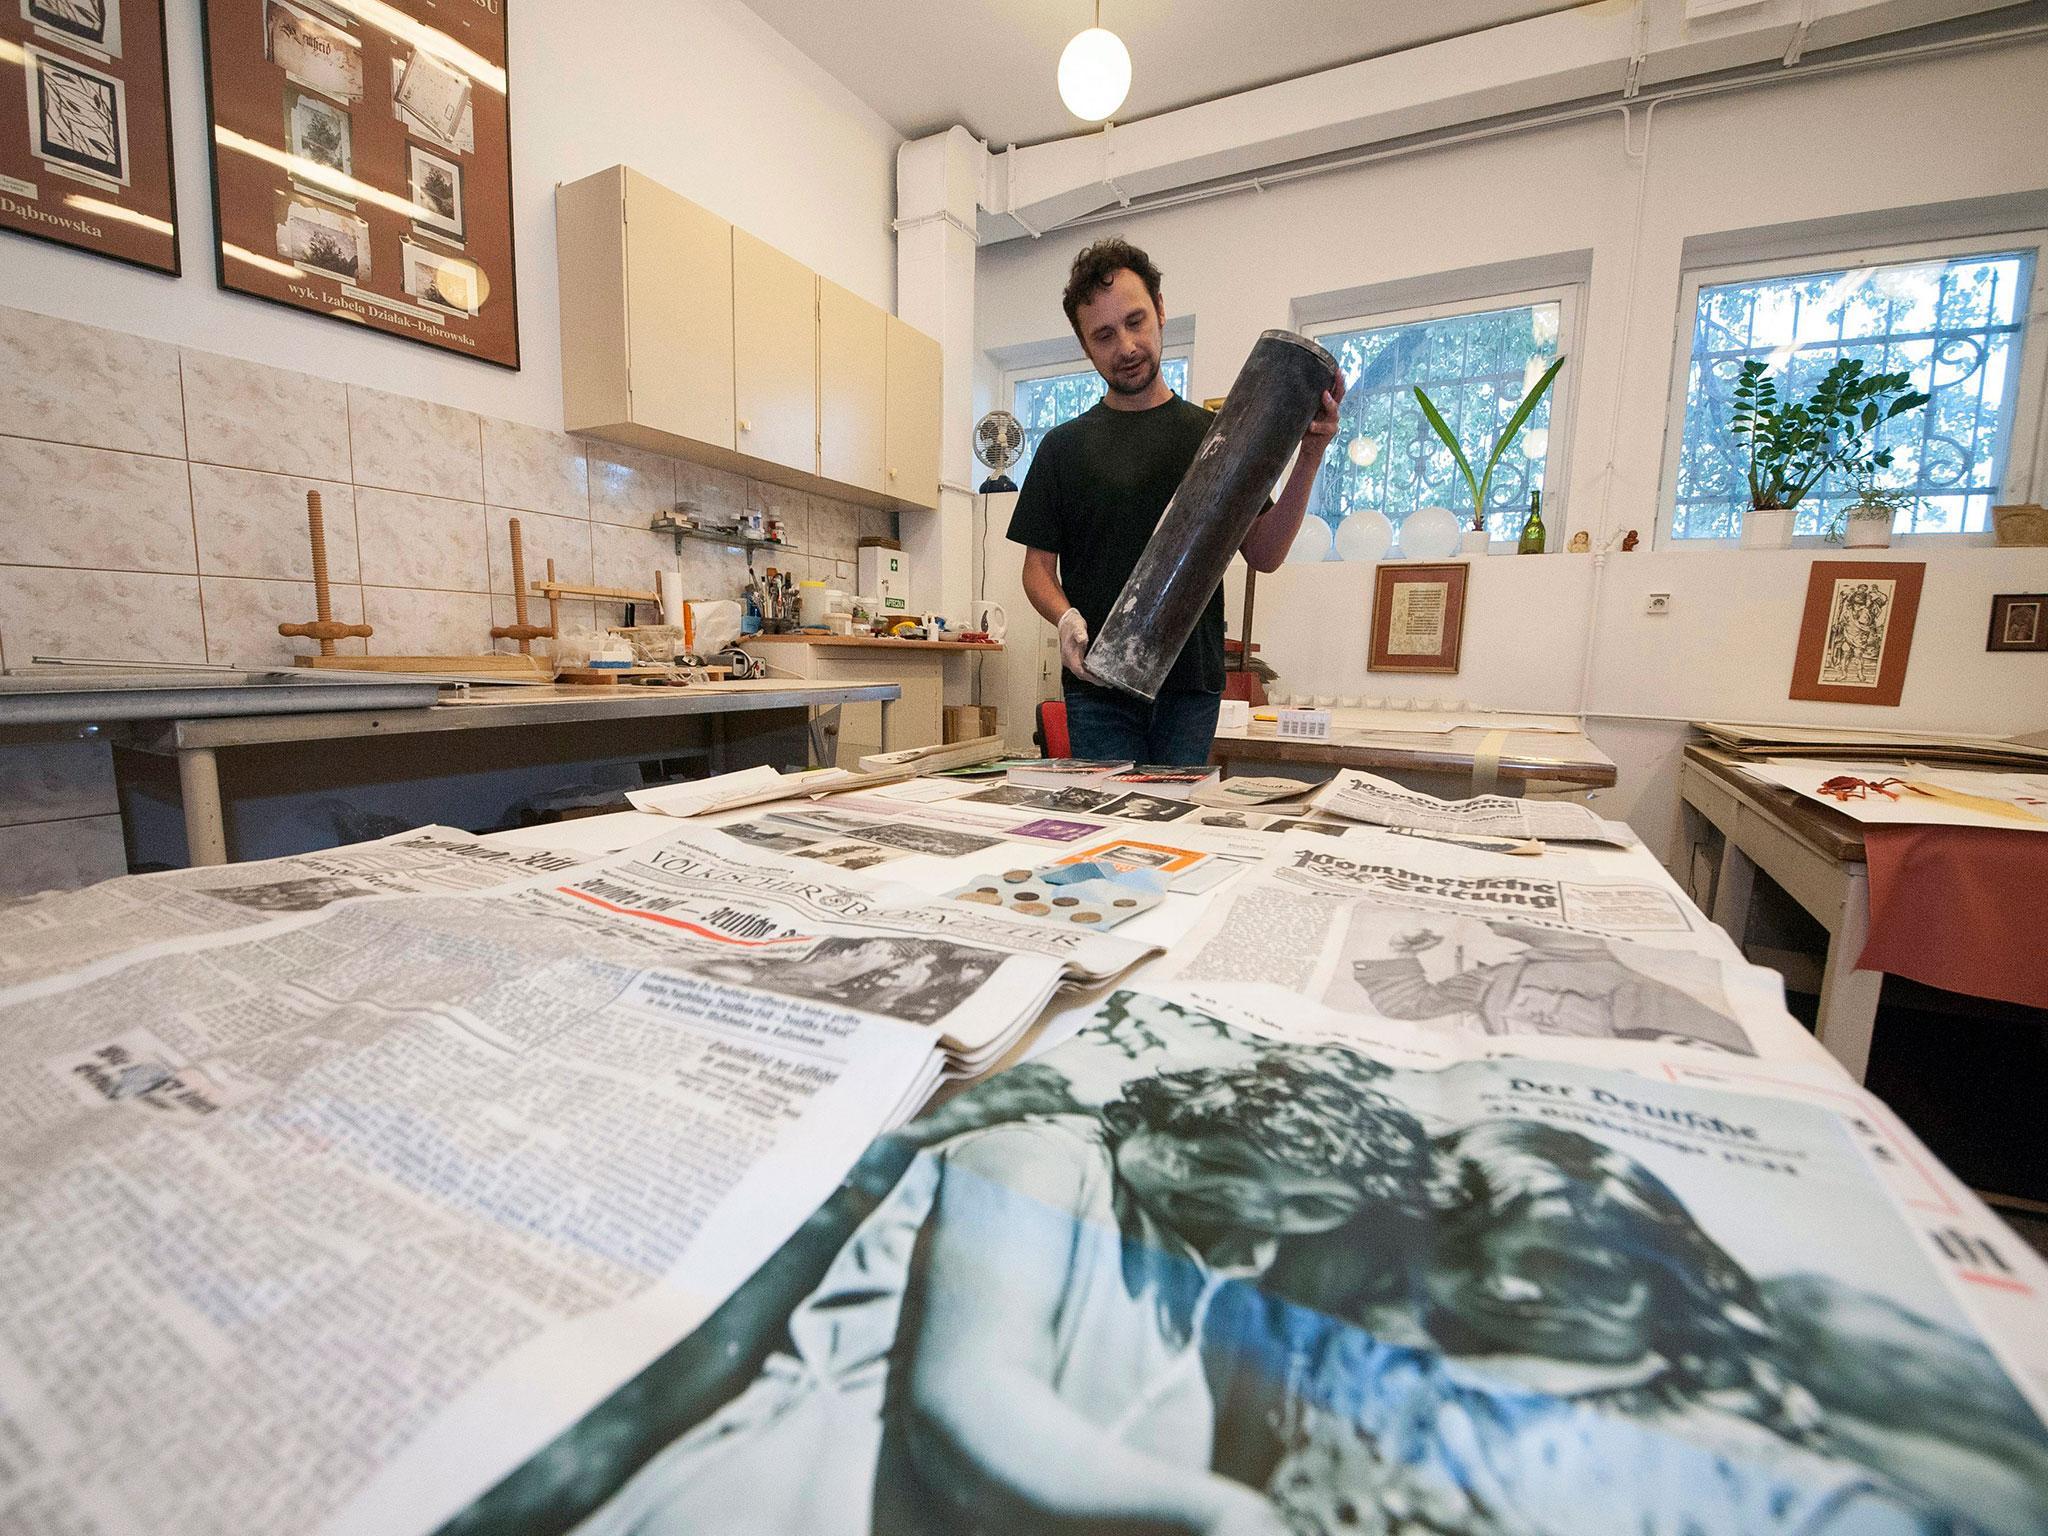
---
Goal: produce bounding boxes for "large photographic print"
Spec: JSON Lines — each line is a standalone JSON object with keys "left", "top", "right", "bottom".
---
{"left": 442, "top": 993, "right": 2048, "bottom": 1536}
{"left": 202, "top": 0, "right": 518, "bottom": 367}
{"left": 1, "top": 0, "right": 175, "bottom": 269}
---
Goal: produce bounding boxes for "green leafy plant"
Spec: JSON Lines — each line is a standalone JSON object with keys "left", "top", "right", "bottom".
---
{"left": 1414, "top": 357, "right": 1566, "bottom": 533}
{"left": 1729, "top": 357, "right": 1928, "bottom": 512}
{"left": 1823, "top": 473, "right": 1911, "bottom": 543}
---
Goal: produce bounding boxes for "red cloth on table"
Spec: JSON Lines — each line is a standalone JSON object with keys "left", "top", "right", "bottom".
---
{"left": 1858, "top": 824, "right": 2048, "bottom": 1010}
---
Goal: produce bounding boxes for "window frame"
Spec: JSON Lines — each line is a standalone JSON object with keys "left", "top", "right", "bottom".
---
{"left": 1304, "top": 282, "right": 1584, "bottom": 556}
{"left": 1002, "top": 344, "right": 1196, "bottom": 480}
{"left": 1655, "top": 231, "right": 2048, "bottom": 551}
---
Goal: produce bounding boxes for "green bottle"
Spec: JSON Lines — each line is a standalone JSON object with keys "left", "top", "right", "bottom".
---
{"left": 1518, "top": 489, "right": 1547, "bottom": 554}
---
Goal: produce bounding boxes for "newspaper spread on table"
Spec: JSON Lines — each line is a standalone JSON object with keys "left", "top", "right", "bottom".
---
{"left": 413, "top": 984, "right": 2048, "bottom": 1536}
{"left": 1311, "top": 770, "right": 1631, "bottom": 845}
{"left": 0, "top": 821, "right": 1159, "bottom": 1536}
{"left": 1157, "top": 830, "right": 1810, "bottom": 1061}
{"left": 0, "top": 826, "right": 593, "bottom": 990}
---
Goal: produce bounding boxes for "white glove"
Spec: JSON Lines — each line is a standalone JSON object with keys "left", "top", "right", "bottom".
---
{"left": 1056, "top": 607, "right": 1097, "bottom": 683}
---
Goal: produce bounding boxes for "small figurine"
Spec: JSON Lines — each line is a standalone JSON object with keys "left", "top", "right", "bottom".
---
{"left": 1567, "top": 531, "right": 1590, "bottom": 553}
{"left": 1621, "top": 529, "right": 1640, "bottom": 551}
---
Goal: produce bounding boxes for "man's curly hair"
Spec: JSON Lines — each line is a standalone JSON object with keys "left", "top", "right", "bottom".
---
{"left": 1061, "top": 237, "right": 1164, "bottom": 339}
{"left": 1113, "top": 1051, "right": 1429, "bottom": 1207}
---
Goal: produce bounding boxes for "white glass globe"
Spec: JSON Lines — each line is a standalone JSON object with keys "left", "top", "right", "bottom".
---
{"left": 1286, "top": 516, "right": 1333, "bottom": 565}
{"left": 1399, "top": 505, "right": 1463, "bottom": 561}
{"left": 1334, "top": 508, "right": 1393, "bottom": 564}
{"left": 1521, "top": 427, "right": 1549, "bottom": 460}
{"left": 1058, "top": 27, "right": 1131, "bottom": 121}
{"left": 1346, "top": 434, "right": 1381, "bottom": 468}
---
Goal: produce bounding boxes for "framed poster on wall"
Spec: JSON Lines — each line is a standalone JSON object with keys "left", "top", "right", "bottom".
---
{"left": 198, "top": 0, "right": 518, "bottom": 368}
{"left": 0, "top": 0, "right": 179, "bottom": 272}
{"left": 1368, "top": 560, "right": 1469, "bottom": 674}
{"left": 1788, "top": 559, "right": 1924, "bottom": 707}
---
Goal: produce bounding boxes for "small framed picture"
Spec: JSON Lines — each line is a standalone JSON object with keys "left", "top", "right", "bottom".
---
{"left": 23, "top": 0, "right": 123, "bottom": 57}
{"left": 283, "top": 83, "right": 351, "bottom": 179}
{"left": 263, "top": 0, "right": 362, "bottom": 103}
{"left": 407, "top": 142, "right": 463, "bottom": 242}
{"left": 1988, "top": 593, "right": 2048, "bottom": 652}
{"left": 401, "top": 239, "right": 482, "bottom": 316}
{"left": 23, "top": 44, "right": 128, "bottom": 185}
{"left": 275, "top": 191, "right": 369, "bottom": 283}
{"left": 1789, "top": 559, "right": 1924, "bottom": 707}
{"left": 1368, "top": 561, "right": 1468, "bottom": 674}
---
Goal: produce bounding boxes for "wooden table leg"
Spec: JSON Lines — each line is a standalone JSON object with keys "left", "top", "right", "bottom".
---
{"left": 1709, "top": 834, "right": 1757, "bottom": 949}
{"left": 177, "top": 746, "right": 230, "bottom": 867}
{"left": 1815, "top": 865, "right": 1883, "bottom": 1083}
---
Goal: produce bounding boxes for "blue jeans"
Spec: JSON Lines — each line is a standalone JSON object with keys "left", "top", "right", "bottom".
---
{"left": 1063, "top": 687, "right": 1221, "bottom": 767}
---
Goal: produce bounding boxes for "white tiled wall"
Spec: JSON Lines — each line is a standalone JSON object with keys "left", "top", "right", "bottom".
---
{"left": 0, "top": 302, "right": 895, "bottom": 668}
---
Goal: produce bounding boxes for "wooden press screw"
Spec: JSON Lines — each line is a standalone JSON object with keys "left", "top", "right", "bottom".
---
{"left": 278, "top": 489, "right": 373, "bottom": 655}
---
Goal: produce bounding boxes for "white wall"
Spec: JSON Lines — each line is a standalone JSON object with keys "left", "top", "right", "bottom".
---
{"left": 975, "top": 40, "right": 2048, "bottom": 866}
{"left": 0, "top": 0, "right": 902, "bottom": 429}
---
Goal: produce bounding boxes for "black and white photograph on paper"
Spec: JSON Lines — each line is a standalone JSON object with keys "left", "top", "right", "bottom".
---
{"left": 401, "top": 241, "right": 481, "bottom": 315}
{"left": 715, "top": 819, "right": 825, "bottom": 856}
{"left": 689, "top": 936, "right": 1005, "bottom": 1026}
{"left": 283, "top": 82, "right": 350, "bottom": 177}
{"left": 844, "top": 821, "right": 1006, "bottom": 857}
{"left": 793, "top": 840, "right": 908, "bottom": 872}
{"left": 407, "top": 141, "right": 463, "bottom": 240}
{"left": 23, "top": 44, "right": 126, "bottom": 184}
{"left": 263, "top": 0, "right": 363, "bottom": 102}
{"left": 1094, "top": 790, "right": 1198, "bottom": 823}
{"left": 204, "top": 875, "right": 379, "bottom": 913}
{"left": 1323, "top": 913, "right": 1757, "bottom": 1053}
{"left": 1270, "top": 817, "right": 1349, "bottom": 838}
{"left": 440, "top": 992, "right": 2048, "bottom": 1536}
{"left": 23, "top": 0, "right": 121, "bottom": 56}
{"left": 963, "top": 782, "right": 1118, "bottom": 813}
{"left": 276, "top": 192, "right": 367, "bottom": 280}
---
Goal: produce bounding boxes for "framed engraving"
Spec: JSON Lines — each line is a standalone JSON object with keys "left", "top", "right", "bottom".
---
{"left": 1987, "top": 593, "right": 2048, "bottom": 653}
{"left": 1788, "top": 560, "right": 1924, "bottom": 707}
{"left": 201, "top": 0, "right": 517, "bottom": 368}
{"left": 1, "top": 0, "right": 176, "bottom": 271}
{"left": 1368, "top": 560, "right": 1468, "bottom": 674}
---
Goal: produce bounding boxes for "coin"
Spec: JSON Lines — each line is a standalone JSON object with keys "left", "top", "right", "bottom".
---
{"left": 1015, "top": 901, "right": 1049, "bottom": 915}
{"left": 1070, "top": 911, "right": 1102, "bottom": 924}
{"left": 1002, "top": 869, "right": 1032, "bottom": 883}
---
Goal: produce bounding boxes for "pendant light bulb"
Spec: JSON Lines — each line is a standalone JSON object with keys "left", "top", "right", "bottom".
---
{"left": 1059, "top": 2, "right": 1130, "bottom": 123}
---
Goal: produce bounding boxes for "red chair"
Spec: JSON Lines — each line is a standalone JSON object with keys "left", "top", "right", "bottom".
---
{"left": 1035, "top": 699, "right": 1070, "bottom": 759}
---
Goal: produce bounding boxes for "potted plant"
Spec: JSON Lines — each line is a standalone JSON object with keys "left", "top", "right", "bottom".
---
{"left": 1414, "top": 356, "right": 1565, "bottom": 554}
{"left": 1728, "top": 356, "right": 1927, "bottom": 550}
{"left": 1825, "top": 472, "right": 1909, "bottom": 549}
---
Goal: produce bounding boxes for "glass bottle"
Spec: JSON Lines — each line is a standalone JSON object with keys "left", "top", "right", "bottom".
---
{"left": 1518, "top": 489, "right": 1547, "bottom": 554}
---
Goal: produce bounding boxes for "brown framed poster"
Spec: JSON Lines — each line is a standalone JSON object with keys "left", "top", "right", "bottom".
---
{"left": 0, "top": 0, "right": 179, "bottom": 273}
{"left": 1368, "top": 560, "right": 1468, "bottom": 674}
{"left": 198, "top": 0, "right": 518, "bottom": 368}
{"left": 1788, "top": 559, "right": 1924, "bottom": 707}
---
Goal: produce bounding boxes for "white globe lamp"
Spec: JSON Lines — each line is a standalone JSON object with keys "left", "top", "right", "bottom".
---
{"left": 1058, "top": 19, "right": 1130, "bottom": 122}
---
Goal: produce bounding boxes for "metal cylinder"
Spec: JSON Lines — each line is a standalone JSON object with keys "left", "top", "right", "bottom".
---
{"left": 1086, "top": 329, "right": 1339, "bottom": 701}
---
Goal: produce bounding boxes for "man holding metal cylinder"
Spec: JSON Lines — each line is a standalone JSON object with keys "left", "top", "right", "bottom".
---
{"left": 1008, "top": 238, "right": 1344, "bottom": 764}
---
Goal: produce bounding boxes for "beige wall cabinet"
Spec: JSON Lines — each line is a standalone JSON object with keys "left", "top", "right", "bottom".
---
{"left": 733, "top": 228, "right": 821, "bottom": 477}
{"left": 885, "top": 315, "right": 942, "bottom": 511}
{"left": 818, "top": 278, "right": 887, "bottom": 496}
{"left": 556, "top": 167, "right": 734, "bottom": 452}
{"left": 557, "top": 165, "right": 940, "bottom": 511}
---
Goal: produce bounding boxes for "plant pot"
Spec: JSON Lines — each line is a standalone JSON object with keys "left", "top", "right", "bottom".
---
{"left": 1459, "top": 526, "right": 1492, "bottom": 556}
{"left": 1843, "top": 503, "right": 1895, "bottom": 549}
{"left": 1740, "top": 507, "right": 1796, "bottom": 550}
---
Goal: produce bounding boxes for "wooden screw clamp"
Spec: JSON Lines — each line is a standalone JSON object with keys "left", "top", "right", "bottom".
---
{"left": 489, "top": 517, "right": 554, "bottom": 653}
{"left": 278, "top": 490, "right": 374, "bottom": 654}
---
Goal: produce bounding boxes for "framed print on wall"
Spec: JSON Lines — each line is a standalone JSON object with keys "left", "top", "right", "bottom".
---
{"left": 1987, "top": 593, "right": 2048, "bottom": 652}
{"left": 1368, "top": 560, "right": 1469, "bottom": 674}
{"left": 1788, "top": 559, "right": 1925, "bottom": 707}
{"left": 199, "top": 0, "right": 518, "bottom": 369}
{"left": 0, "top": 0, "right": 179, "bottom": 272}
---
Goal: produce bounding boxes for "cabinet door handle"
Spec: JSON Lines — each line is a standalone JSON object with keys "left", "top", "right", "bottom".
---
{"left": 888, "top": 467, "right": 898, "bottom": 479}
{"left": 738, "top": 418, "right": 753, "bottom": 432}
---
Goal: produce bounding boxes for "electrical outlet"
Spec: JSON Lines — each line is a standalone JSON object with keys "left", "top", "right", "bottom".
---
{"left": 1646, "top": 592, "right": 1672, "bottom": 615}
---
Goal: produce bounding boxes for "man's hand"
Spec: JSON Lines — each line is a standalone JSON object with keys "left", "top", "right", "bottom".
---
{"left": 1057, "top": 607, "right": 1097, "bottom": 683}
{"left": 1300, "top": 376, "right": 1347, "bottom": 456}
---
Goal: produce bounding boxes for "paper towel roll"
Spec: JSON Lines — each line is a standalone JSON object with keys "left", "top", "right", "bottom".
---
{"left": 659, "top": 571, "right": 685, "bottom": 627}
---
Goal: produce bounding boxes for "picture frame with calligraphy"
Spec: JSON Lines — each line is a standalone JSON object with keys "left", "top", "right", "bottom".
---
{"left": 1368, "top": 560, "right": 1468, "bottom": 674}
{"left": 198, "top": 0, "right": 518, "bottom": 369}
{"left": 0, "top": 0, "right": 179, "bottom": 273}
{"left": 1788, "top": 559, "right": 1924, "bottom": 707}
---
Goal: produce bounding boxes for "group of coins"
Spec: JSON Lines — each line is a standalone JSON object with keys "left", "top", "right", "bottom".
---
{"left": 953, "top": 867, "right": 1143, "bottom": 925}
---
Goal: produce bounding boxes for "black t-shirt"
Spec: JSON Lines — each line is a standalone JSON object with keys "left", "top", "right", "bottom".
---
{"left": 1005, "top": 394, "right": 1223, "bottom": 698}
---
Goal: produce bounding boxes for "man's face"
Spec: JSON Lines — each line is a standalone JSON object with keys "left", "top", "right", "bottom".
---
{"left": 1074, "top": 268, "right": 1164, "bottom": 397}
{"left": 1114, "top": 1128, "right": 1361, "bottom": 1240}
